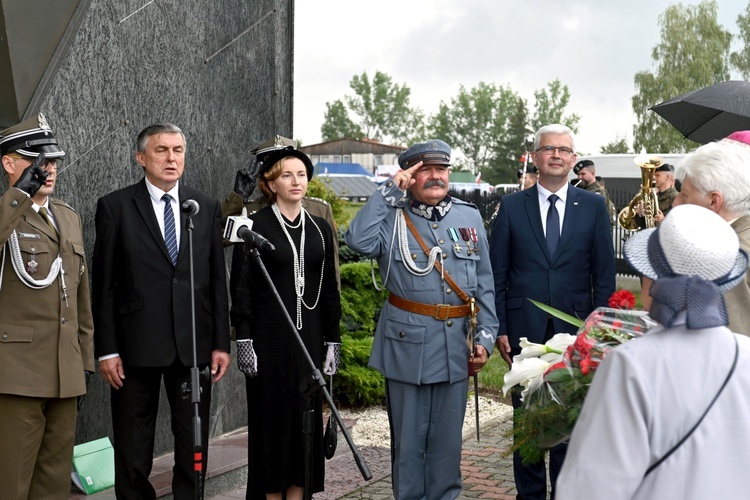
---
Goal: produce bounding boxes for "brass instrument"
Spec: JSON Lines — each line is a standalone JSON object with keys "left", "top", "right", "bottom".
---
{"left": 618, "top": 154, "right": 662, "bottom": 230}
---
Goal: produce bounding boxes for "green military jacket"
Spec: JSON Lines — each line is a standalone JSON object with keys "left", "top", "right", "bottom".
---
{"left": 584, "top": 182, "right": 616, "bottom": 226}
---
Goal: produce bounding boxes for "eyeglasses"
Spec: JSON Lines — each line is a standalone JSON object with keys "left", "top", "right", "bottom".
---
{"left": 8, "top": 154, "right": 59, "bottom": 170}
{"left": 535, "top": 146, "right": 575, "bottom": 158}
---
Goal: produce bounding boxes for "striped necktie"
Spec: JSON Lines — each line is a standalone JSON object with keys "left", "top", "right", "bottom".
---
{"left": 162, "top": 194, "right": 178, "bottom": 266}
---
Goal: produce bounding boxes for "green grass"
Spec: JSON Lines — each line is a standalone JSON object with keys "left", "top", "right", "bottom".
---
{"left": 479, "top": 350, "right": 509, "bottom": 391}
{"left": 342, "top": 202, "right": 364, "bottom": 226}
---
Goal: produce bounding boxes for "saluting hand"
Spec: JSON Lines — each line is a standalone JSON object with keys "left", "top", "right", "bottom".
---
{"left": 392, "top": 162, "right": 422, "bottom": 191}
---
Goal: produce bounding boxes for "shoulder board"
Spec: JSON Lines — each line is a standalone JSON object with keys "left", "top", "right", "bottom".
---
{"left": 451, "top": 198, "right": 479, "bottom": 210}
{"left": 304, "top": 196, "right": 329, "bottom": 206}
{"left": 50, "top": 198, "right": 76, "bottom": 213}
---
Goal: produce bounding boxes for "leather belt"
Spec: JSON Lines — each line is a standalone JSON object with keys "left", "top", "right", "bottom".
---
{"left": 388, "top": 294, "right": 475, "bottom": 320}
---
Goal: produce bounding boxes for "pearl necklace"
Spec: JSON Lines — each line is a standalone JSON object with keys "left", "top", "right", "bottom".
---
{"left": 271, "top": 203, "right": 326, "bottom": 329}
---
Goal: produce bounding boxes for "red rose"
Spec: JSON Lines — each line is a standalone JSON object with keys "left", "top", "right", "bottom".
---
{"left": 608, "top": 290, "right": 636, "bottom": 310}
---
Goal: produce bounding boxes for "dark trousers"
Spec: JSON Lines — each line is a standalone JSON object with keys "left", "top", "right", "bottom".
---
{"left": 512, "top": 319, "right": 568, "bottom": 500}
{"left": 111, "top": 362, "right": 212, "bottom": 499}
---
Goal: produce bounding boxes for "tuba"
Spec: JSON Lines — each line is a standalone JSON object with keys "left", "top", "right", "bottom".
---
{"left": 618, "top": 154, "right": 662, "bottom": 230}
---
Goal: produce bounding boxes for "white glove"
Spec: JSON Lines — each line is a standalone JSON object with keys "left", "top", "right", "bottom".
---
{"left": 323, "top": 342, "right": 341, "bottom": 376}
{"left": 237, "top": 339, "right": 258, "bottom": 376}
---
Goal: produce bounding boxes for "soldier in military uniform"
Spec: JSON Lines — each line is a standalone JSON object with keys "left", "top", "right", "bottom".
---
{"left": 652, "top": 163, "right": 677, "bottom": 224}
{"left": 0, "top": 114, "right": 94, "bottom": 498}
{"left": 574, "top": 159, "right": 616, "bottom": 225}
{"left": 345, "top": 139, "right": 498, "bottom": 499}
{"left": 518, "top": 164, "right": 538, "bottom": 190}
{"left": 222, "top": 136, "right": 340, "bottom": 288}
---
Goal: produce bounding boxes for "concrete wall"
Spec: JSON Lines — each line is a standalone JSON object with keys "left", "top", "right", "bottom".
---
{"left": 1, "top": 0, "right": 294, "bottom": 455}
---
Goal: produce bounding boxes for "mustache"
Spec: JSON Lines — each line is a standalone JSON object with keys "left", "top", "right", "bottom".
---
{"left": 423, "top": 179, "right": 446, "bottom": 189}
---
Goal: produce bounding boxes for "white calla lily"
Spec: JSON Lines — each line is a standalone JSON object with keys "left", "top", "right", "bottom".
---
{"left": 515, "top": 334, "right": 576, "bottom": 362}
{"left": 502, "top": 357, "right": 550, "bottom": 397}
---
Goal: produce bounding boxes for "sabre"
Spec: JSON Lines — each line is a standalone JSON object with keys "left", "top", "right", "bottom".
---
{"left": 467, "top": 298, "right": 480, "bottom": 441}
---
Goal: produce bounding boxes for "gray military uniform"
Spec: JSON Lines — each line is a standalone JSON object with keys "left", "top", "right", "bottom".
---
{"left": 345, "top": 181, "right": 498, "bottom": 499}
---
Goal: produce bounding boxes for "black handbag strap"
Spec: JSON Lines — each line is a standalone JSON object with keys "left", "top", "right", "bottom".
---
{"left": 644, "top": 335, "right": 739, "bottom": 477}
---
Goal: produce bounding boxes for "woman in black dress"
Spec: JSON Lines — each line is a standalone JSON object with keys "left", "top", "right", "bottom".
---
{"left": 230, "top": 145, "right": 341, "bottom": 500}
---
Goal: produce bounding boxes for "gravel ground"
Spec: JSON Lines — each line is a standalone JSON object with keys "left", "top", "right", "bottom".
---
{"left": 338, "top": 396, "right": 513, "bottom": 447}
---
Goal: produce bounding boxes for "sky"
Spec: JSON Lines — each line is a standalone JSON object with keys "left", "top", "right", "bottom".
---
{"left": 293, "top": 0, "right": 748, "bottom": 155}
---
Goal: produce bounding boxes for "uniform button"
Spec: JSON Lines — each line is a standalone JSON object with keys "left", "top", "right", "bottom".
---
{"left": 442, "top": 253, "right": 447, "bottom": 259}
{"left": 2, "top": 334, "right": 7, "bottom": 341}
{"left": 61, "top": 317, "right": 66, "bottom": 324}
{"left": 386, "top": 181, "right": 393, "bottom": 187}
{"left": 11, "top": 200, "right": 18, "bottom": 207}
{"left": 447, "top": 320, "right": 453, "bottom": 327}
{"left": 399, "top": 332, "right": 405, "bottom": 338}
{"left": 467, "top": 250, "right": 473, "bottom": 256}
{"left": 439, "top": 239, "right": 444, "bottom": 244}
{"left": 30, "top": 247, "right": 36, "bottom": 252}
{"left": 173, "top": 278, "right": 178, "bottom": 283}
{"left": 411, "top": 254, "right": 417, "bottom": 259}
{"left": 446, "top": 289, "right": 453, "bottom": 294}
{"left": 432, "top": 223, "right": 439, "bottom": 229}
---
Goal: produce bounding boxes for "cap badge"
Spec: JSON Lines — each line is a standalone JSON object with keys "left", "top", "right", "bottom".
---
{"left": 38, "top": 113, "right": 50, "bottom": 131}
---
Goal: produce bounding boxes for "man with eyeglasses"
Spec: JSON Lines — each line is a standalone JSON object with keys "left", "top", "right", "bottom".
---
{"left": 490, "top": 124, "right": 615, "bottom": 500}
{"left": 0, "top": 113, "right": 95, "bottom": 498}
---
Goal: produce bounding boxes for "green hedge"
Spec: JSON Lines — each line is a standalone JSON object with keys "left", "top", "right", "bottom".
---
{"left": 335, "top": 261, "right": 389, "bottom": 406}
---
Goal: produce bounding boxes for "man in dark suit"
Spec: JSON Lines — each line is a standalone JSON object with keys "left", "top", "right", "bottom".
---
{"left": 490, "top": 124, "right": 615, "bottom": 500}
{"left": 92, "top": 122, "right": 230, "bottom": 498}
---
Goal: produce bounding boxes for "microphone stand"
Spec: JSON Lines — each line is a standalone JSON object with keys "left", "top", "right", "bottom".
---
{"left": 181, "top": 214, "right": 210, "bottom": 500}
{"left": 246, "top": 242, "right": 372, "bottom": 500}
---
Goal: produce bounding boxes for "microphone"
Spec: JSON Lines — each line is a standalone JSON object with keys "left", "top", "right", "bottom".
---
{"left": 181, "top": 199, "right": 200, "bottom": 216}
{"left": 237, "top": 226, "right": 276, "bottom": 251}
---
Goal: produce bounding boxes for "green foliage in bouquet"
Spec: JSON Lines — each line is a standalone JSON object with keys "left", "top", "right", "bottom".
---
{"left": 335, "top": 262, "right": 389, "bottom": 406}
{"left": 511, "top": 367, "right": 593, "bottom": 464}
{"left": 504, "top": 292, "right": 653, "bottom": 464}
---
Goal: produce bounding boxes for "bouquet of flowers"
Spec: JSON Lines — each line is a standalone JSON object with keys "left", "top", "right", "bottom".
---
{"left": 503, "top": 290, "right": 655, "bottom": 464}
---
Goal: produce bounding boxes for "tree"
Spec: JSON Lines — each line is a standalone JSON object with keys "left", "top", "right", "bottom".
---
{"left": 321, "top": 100, "right": 363, "bottom": 141}
{"left": 530, "top": 79, "right": 581, "bottom": 134}
{"left": 320, "top": 70, "right": 422, "bottom": 145}
{"left": 632, "top": 0, "right": 731, "bottom": 153}
{"left": 429, "top": 82, "right": 523, "bottom": 184}
{"left": 731, "top": 3, "right": 750, "bottom": 79}
{"left": 600, "top": 138, "right": 631, "bottom": 154}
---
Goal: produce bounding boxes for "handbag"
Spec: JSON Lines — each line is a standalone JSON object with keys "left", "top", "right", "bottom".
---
{"left": 324, "top": 414, "right": 338, "bottom": 460}
{"left": 323, "top": 375, "right": 338, "bottom": 460}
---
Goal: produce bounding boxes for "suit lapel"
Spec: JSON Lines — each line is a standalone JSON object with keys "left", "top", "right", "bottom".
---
{"left": 134, "top": 180, "right": 174, "bottom": 265}
{"left": 24, "top": 209, "right": 58, "bottom": 242}
{"left": 556, "top": 187, "right": 581, "bottom": 257}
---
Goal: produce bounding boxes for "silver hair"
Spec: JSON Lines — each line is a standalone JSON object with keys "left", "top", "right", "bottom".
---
{"left": 676, "top": 140, "right": 750, "bottom": 217}
{"left": 534, "top": 124, "right": 576, "bottom": 151}
{"left": 136, "top": 123, "right": 185, "bottom": 153}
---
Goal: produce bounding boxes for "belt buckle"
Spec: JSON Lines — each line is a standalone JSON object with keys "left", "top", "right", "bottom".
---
{"left": 434, "top": 304, "right": 450, "bottom": 320}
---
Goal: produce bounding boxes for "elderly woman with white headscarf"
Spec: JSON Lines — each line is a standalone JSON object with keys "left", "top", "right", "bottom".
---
{"left": 556, "top": 204, "right": 750, "bottom": 500}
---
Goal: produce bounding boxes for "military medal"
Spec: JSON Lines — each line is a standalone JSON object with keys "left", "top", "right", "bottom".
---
{"left": 459, "top": 228, "right": 473, "bottom": 255}
{"left": 469, "top": 227, "right": 479, "bottom": 255}
{"left": 448, "top": 228, "right": 462, "bottom": 253}
{"left": 27, "top": 256, "right": 38, "bottom": 274}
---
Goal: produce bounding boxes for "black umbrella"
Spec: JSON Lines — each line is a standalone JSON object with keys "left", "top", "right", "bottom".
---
{"left": 650, "top": 80, "right": 750, "bottom": 144}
